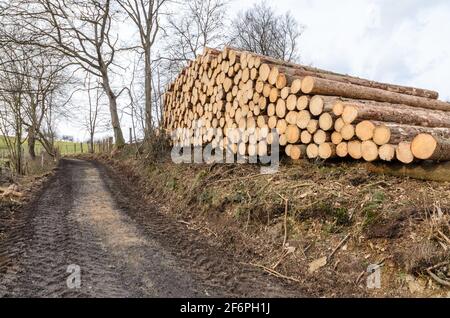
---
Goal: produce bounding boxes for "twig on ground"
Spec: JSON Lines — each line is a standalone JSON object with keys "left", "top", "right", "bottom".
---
{"left": 328, "top": 233, "right": 351, "bottom": 261}
{"left": 355, "top": 271, "right": 365, "bottom": 285}
{"left": 437, "top": 230, "right": 450, "bottom": 245}
{"left": 427, "top": 269, "right": 450, "bottom": 288}
{"left": 426, "top": 262, "right": 450, "bottom": 288}
{"left": 276, "top": 193, "right": 289, "bottom": 248}
{"left": 243, "top": 262, "right": 300, "bottom": 283}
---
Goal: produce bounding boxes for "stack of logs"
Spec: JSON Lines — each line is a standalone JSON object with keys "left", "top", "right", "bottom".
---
{"left": 164, "top": 47, "right": 450, "bottom": 164}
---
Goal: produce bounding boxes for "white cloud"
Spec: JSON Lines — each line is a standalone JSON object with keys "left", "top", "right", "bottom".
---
{"left": 230, "top": 0, "right": 450, "bottom": 100}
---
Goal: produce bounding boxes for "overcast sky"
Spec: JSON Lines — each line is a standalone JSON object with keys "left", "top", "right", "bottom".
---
{"left": 60, "top": 0, "right": 450, "bottom": 141}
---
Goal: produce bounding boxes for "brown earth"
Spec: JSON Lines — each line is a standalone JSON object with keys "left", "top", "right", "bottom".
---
{"left": 88, "top": 150, "right": 449, "bottom": 298}
{"left": 0, "top": 159, "right": 307, "bottom": 298}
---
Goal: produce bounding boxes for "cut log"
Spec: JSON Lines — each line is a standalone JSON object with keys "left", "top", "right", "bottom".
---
{"left": 268, "top": 116, "right": 278, "bottom": 129}
{"left": 281, "top": 87, "right": 290, "bottom": 100}
{"left": 361, "top": 140, "right": 379, "bottom": 162}
{"left": 336, "top": 142, "right": 348, "bottom": 158}
{"left": 306, "top": 144, "right": 319, "bottom": 159}
{"left": 333, "top": 102, "right": 345, "bottom": 116}
{"left": 331, "top": 132, "right": 343, "bottom": 145}
{"left": 313, "top": 130, "right": 329, "bottom": 144}
{"left": 334, "top": 118, "right": 345, "bottom": 133}
{"left": 269, "top": 87, "right": 280, "bottom": 103}
{"left": 301, "top": 76, "right": 450, "bottom": 111}
{"left": 296, "top": 110, "right": 311, "bottom": 129}
{"left": 309, "top": 95, "right": 339, "bottom": 116}
{"left": 286, "top": 125, "right": 301, "bottom": 144}
{"left": 348, "top": 141, "right": 362, "bottom": 160}
{"left": 373, "top": 125, "right": 391, "bottom": 146}
{"left": 301, "top": 131, "right": 312, "bottom": 144}
{"left": 319, "top": 113, "right": 334, "bottom": 131}
{"left": 285, "top": 144, "right": 293, "bottom": 157}
{"left": 264, "top": 62, "right": 438, "bottom": 99}
{"left": 372, "top": 122, "right": 450, "bottom": 146}
{"left": 286, "top": 95, "right": 297, "bottom": 111}
{"left": 341, "top": 101, "right": 450, "bottom": 128}
{"left": 276, "top": 119, "right": 288, "bottom": 134}
{"left": 318, "top": 143, "right": 336, "bottom": 159}
{"left": 286, "top": 111, "right": 298, "bottom": 125}
{"left": 291, "top": 78, "right": 303, "bottom": 95}
{"left": 379, "top": 144, "right": 396, "bottom": 162}
{"left": 279, "top": 134, "right": 288, "bottom": 146}
{"left": 396, "top": 142, "right": 414, "bottom": 164}
{"left": 306, "top": 119, "right": 319, "bottom": 134}
{"left": 290, "top": 145, "right": 307, "bottom": 160}
{"left": 297, "top": 96, "right": 310, "bottom": 111}
{"left": 355, "top": 121, "right": 376, "bottom": 141}
{"left": 411, "top": 134, "right": 450, "bottom": 161}
{"left": 276, "top": 99, "right": 286, "bottom": 118}
{"left": 341, "top": 124, "right": 355, "bottom": 141}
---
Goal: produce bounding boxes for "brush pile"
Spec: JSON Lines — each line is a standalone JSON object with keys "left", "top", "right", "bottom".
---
{"left": 163, "top": 47, "right": 450, "bottom": 163}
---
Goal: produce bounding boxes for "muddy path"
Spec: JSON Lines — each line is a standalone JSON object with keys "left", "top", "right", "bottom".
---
{"left": 0, "top": 159, "right": 305, "bottom": 298}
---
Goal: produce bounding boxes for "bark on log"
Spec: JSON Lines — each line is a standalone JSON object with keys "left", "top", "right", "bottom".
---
{"left": 265, "top": 63, "right": 438, "bottom": 99}
{"left": 301, "top": 76, "right": 450, "bottom": 111}
{"left": 341, "top": 100, "right": 450, "bottom": 128}
{"left": 411, "top": 134, "right": 450, "bottom": 161}
{"left": 371, "top": 122, "right": 450, "bottom": 146}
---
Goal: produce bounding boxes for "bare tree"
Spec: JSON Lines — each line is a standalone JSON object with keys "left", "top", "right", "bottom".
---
{"left": 229, "top": 1, "right": 303, "bottom": 62}
{"left": 164, "top": 0, "right": 228, "bottom": 75}
{"left": 117, "top": 0, "right": 168, "bottom": 138}
{"left": 84, "top": 77, "right": 106, "bottom": 153}
{"left": 0, "top": 0, "right": 128, "bottom": 148}
{"left": 0, "top": 44, "right": 28, "bottom": 174}
{"left": 22, "top": 48, "right": 72, "bottom": 159}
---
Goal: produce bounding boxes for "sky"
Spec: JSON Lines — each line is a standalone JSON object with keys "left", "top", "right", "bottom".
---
{"left": 59, "top": 0, "right": 450, "bottom": 141}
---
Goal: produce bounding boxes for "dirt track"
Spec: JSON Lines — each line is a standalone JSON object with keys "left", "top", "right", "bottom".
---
{"left": 0, "top": 159, "right": 304, "bottom": 298}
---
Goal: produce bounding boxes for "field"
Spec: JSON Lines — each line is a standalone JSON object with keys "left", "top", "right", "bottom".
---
{"left": 0, "top": 136, "right": 92, "bottom": 158}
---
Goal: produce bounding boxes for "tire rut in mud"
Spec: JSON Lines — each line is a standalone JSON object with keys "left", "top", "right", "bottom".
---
{"left": 0, "top": 159, "right": 305, "bottom": 298}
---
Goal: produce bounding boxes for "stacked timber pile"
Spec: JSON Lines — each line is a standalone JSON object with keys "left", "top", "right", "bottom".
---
{"left": 163, "top": 47, "right": 450, "bottom": 164}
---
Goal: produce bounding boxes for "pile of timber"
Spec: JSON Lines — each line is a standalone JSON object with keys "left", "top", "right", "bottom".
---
{"left": 163, "top": 47, "right": 450, "bottom": 164}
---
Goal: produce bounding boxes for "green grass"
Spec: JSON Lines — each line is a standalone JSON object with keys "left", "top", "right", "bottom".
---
{"left": 0, "top": 136, "right": 92, "bottom": 157}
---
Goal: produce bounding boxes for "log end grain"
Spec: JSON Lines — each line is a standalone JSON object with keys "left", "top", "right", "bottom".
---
{"left": 373, "top": 125, "right": 391, "bottom": 146}
{"left": 310, "top": 95, "right": 324, "bottom": 116}
{"left": 411, "top": 133, "right": 437, "bottom": 160}
{"left": 361, "top": 140, "right": 379, "bottom": 162}
{"left": 396, "top": 142, "right": 414, "bottom": 164}
{"left": 301, "top": 76, "right": 315, "bottom": 94}
{"left": 355, "top": 120, "right": 376, "bottom": 141}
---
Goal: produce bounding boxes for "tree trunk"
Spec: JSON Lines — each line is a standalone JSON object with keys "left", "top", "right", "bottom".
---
{"left": 28, "top": 127, "right": 37, "bottom": 160}
{"left": 89, "top": 133, "right": 95, "bottom": 154}
{"left": 301, "top": 76, "right": 450, "bottom": 111}
{"left": 101, "top": 71, "right": 125, "bottom": 148}
{"left": 144, "top": 50, "right": 153, "bottom": 138}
